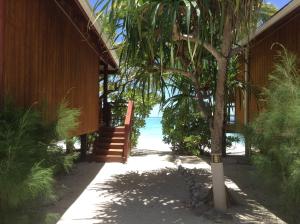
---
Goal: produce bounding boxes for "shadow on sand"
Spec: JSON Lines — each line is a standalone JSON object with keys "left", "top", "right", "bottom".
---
{"left": 221, "top": 156, "right": 287, "bottom": 223}
{"left": 91, "top": 168, "right": 197, "bottom": 224}
{"left": 42, "top": 162, "right": 105, "bottom": 222}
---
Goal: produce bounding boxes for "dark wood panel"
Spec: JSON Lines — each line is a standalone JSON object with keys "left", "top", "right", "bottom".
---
{"left": 3, "top": 0, "right": 100, "bottom": 136}
{"left": 0, "top": 0, "right": 4, "bottom": 106}
{"left": 236, "top": 10, "right": 300, "bottom": 124}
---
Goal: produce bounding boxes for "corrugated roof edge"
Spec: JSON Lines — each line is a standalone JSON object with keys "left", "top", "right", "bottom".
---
{"left": 240, "top": 0, "right": 299, "bottom": 46}
{"left": 77, "top": 0, "right": 119, "bottom": 68}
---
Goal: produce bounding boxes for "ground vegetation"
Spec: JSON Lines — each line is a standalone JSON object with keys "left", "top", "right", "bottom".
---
{"left": 0, "top": 100, "right": 79, "bottom": 224}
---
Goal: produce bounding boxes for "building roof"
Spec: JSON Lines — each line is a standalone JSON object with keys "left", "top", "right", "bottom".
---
{"left": 242, "top": 0, "right": 299, "bottom": 45}
{"left": 76, "top": 0, "right": 119, "bottom": 69}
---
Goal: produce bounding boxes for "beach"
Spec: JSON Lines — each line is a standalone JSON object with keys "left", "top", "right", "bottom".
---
{"left": 136, "top": 117, "right": 170, "bottom": 150}
{"left": 137, "top": 117, "right": 245, "bottom": 155}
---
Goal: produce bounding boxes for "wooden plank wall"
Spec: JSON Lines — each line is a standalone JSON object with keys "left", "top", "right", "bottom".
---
{"left": 236, "top": 9, "right": 300, "bottom": 125}
{"left": 3, "top": 0, "right": 100, "bottom": 136}
{"left": 0, "top": 0, "right": 4, "bottom": 107}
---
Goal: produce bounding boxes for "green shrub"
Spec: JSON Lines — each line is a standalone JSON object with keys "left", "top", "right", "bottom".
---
{"left": 56, "top": 100, "right": 80, "bottom": 140}
{"left": 247, "top": 48, "right": 300, "bottom": 222}
{"left": 183, "top": 135, "right": 206, "bottom": 156}
{"left": 0, "top": 100, "right": 80, "bottom": 222}
{"left": 162, "top": 103, "right": 211, "bottom": 156}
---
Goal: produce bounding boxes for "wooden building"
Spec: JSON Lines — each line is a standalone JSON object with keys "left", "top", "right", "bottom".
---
{"left": 0, "top": 0, "right": 118, "bottom": 136}
{"left": 235, "top": 0, "right": 300, "bottom": 128}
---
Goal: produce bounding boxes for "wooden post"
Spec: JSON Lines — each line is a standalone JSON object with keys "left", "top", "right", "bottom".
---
{"left": 102, "top": 64, "right": 111, "bottom": 126}
{"left": 0, "top": 0, "right": 5, "bottom": 107}
{"left": 123, "top": 101, "right": 134, "bottom": 161}
{"left": 103, "top": 64, "right": 108, "bottom": 107}
{"left": 244, "top": 47, "right": 251, "bottom": 158}
{"left": 80, "top": 134, "right": 88, "bottom": 160}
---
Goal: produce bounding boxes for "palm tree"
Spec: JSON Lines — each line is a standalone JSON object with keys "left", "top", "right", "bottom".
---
{"left": 95, "top": 0, "right": 262, "bottom": 210}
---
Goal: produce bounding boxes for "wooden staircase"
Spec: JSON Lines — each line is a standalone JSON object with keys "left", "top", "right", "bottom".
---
{"left": 93, "top": 126, "right": 127, "bottom": 163}
{"left": 92, "top": 101, "right": 134, "bottom": 163}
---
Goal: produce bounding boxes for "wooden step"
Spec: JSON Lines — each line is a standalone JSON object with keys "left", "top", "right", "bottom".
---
{"left": 101, "top": 126, "right": 125, "bottom": 132}
{"left": 111, "top": 137, "right": 125, "bottom": 143}
{"left": 95, "top": 142, "right": 124, "bottom": 149}
{"left": 94, "top": 148, "right": 123, "bottom": 156}
{"left": 92, "top": 125, "right": 129, "bottom": 163}
{"left": 93, "top": 154, "right": 125, "bottom": 163}
{"left": 101, "top": 132, "right": 125, "bottom": 138}
{"left": 96, "top": 137, "right": 125, "bottom": 143}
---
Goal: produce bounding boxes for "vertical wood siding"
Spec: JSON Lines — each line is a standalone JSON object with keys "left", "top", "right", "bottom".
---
{"left": 3, "top": 0, "right": 100, "bottom": 136}
{"left": 236, "top": 10, "right": 300, "bottom": 125}
{"left": 0, "top": 0, "right": 4, "bottom": 106}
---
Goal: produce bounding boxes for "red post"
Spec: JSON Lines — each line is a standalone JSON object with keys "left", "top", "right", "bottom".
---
{"left": 123, "top": 101, "right": 134, "bottom": 161}
{"left": 0, "top": 0, "right": 5, "bottom": 106}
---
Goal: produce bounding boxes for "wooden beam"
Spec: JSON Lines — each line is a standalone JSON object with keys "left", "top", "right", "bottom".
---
{"left": 99, "top": 69, "right": 119, "bottom": 76}
{"left": 102, "top": 64, "right": 111, "bottom": 126}
{"left": 103, "top": 64, "right": 108, "bottom": 105}
{"left": 0, "top": 0, "right": 4, "bottom": 106}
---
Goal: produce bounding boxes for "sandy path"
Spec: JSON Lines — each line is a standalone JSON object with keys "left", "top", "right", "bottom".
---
{"left": 57, "top": 148, "right": 212, "bottom": 224}
{"left": 55, "top": 147, "right": 286, "bottom": 224}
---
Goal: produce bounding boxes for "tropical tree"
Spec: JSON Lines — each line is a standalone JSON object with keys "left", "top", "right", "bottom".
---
{"left": 95, "top": 0, "right": 262, "bottom": 210}
{"left": 161, "top": 62, "right": 239, "bottom": 157}
{"left": 257, "top": 3, "right": 278, "bottom": 26}
{"left": 161, "top": 79, "right": 211, "bottom": 156}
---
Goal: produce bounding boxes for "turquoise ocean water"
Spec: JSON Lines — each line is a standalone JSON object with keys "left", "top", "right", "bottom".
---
{"left": 139, "top": 117, "right": 163, "bottom": 138}
{"left": 137, "top": 116, "right": 245, "bottom": 155}
{"left": 137, "top": 117, "right": 169, "bottom": 149}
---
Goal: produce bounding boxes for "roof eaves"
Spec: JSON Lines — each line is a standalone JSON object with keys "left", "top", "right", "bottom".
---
{"left": 241, "top": 0, "right": 300, "bottom": 46}
{"left": 76, "top": 0, "right": 119, "bottom": 68}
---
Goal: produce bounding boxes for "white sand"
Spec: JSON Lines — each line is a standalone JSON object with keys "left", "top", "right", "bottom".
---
{"left": 136, "top": 135, "right": 171, "bottom": 151}
{"left": 57, "top": 147, "right": 212, "bottom": 224}
{"left": 56, "top": 145, "right": 285, "bottom": 224}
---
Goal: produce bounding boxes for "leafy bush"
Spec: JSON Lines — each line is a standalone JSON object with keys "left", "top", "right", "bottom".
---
{"left": 162, "top": 101, "right": 211, "bottom": 156}
{"left": 56, "top": 100, "right": 80, "bottom": 139}
{"left": 247, "top": 48, "right": 300, "bottom": 223}
{"left": 0, "top": 100, "right": 80, "bottom": 222}
{"left": 110, "top": 90, "right": 159, "bottom": 147}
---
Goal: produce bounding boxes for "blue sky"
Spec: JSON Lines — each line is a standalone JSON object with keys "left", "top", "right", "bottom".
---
{"left": 89, "top": 0, "right": 97, "bottom": 7}
{"left": 268, "top": 0, "right": 291, "bottom": 8}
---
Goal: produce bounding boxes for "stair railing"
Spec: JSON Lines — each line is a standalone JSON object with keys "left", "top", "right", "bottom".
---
{"left": 123, "top": 101, "right": 134, "bottom": 161}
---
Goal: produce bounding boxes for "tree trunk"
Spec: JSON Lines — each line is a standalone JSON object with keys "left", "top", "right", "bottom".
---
{"left": 211, "top": 58, "right": 228, "bottom": 211}
{"left": 222, "top": 123, "right": 227, "bottom": 157}
{"left": 210, "top": 13, "right": 234, "bottom": 211}
{"left": 222, "top": 104, "right": 227, "bottom": 157}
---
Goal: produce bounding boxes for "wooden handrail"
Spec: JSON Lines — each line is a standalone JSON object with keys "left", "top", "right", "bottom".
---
{"left": 123, "top": 101, "right": 134, "bottom": 161}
